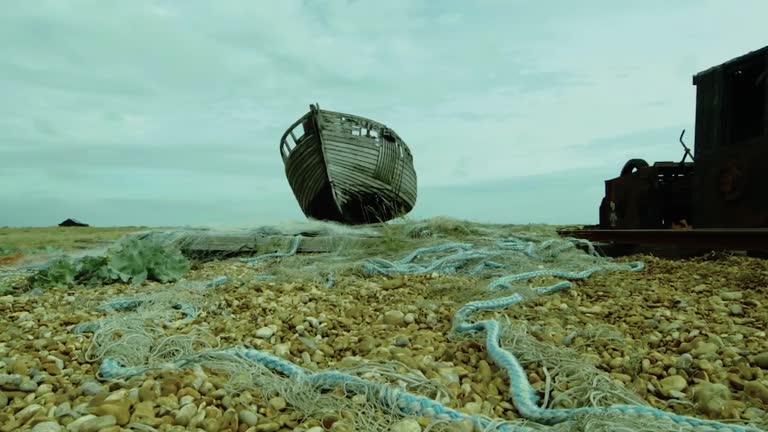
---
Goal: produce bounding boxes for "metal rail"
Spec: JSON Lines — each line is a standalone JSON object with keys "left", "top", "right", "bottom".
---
{"left": 558, "top": 228, "right": 768, "bottom": 252}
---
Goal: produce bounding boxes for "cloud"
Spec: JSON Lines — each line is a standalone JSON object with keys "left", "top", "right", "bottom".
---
{"left": 1, "top": 0, "right": 767, "bottom": 226}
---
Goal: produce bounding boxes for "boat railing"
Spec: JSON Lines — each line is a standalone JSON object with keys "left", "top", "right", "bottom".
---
{"left": 279, "top": 112, "right": 312, "bottom": 164}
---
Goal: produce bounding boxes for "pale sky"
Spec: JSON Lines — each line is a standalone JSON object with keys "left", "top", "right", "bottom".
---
{"left": 1, "top": 1, "right": 766, "bottom": 227}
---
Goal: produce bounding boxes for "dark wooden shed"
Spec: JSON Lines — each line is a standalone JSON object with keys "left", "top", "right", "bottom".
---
{"left": 58, "top": 218, "right": 89, "bottom": 227}
{"left": 692, "top": 44, "right": 768, "bottom": 228}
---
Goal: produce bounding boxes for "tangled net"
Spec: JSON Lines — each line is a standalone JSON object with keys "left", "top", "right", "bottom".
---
{"left": 70, "top": 218, "right": 766, "bottom": 432}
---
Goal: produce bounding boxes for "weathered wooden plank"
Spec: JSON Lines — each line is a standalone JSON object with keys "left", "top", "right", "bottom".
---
{"left": 178, "top": 234, "right": 378, "bottom": 254}
{"left": 324, "top": 145, "right": 379, "bottom": 165}
{"left": 322, "top": 132, "right": 381, "bottom": 150}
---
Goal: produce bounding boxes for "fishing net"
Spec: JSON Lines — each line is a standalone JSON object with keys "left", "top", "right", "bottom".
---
{"left": 60, "top": 217, "right": 765, "bottom": 432}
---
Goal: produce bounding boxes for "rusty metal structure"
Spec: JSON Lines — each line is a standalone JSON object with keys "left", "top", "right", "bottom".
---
{"left": 280, "top": 104, "right": 417, "bottom": 225}
{"left": 566, "top": 44, "right": 768, "bottom": 253}
{"left": 599, "top": 44, "right": 767, "bottom": 230}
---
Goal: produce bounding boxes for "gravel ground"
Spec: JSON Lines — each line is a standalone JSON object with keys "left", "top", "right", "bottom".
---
{"left": 1, "top": 252, "right": 767, "bottom": 432}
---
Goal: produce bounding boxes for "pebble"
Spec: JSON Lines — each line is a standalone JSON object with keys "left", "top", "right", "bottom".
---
{"left": 79, "top": 415, "right": 117, "bottom": 432}
{"left": 720, "top": 291, "right": 743, "bottom": 300}
{"left": 384, "top": 310, "right": 405, "bottom": 326}
{"left": 238, "top": 409, "right": 260, "bottom": 427}
{"left": 658, "top": 375, "right": 687, "bottom": 396}
{"left": 16, "top": 403, "right": 43, "bottom": 423}
{"left": 31, "top": 422, "right": 62, "bottom": 432}
{"left": 0, "top": 391, "right": 7, "bottom": 409}
{"left": 268, "top": 396, "right": 287, "bottom": 411}
{"left": 744, "top": 381, "right": 768, "bottom": 404}
{"left": 36, "top": 383, "right": 53, "bottom": 395}
{"left": 89, "top": 400, "right": 131, "bottom": 425}
{"left": 175, "top": 403, "right": 197, "bottom": 426}
{"left": 390, "top": 418, "right": 422, "bottom": 432}
{"left": 80, "top": 381, "right": 107, "bottom": 396}
{"left": 393, "top": 335, "right": 410, "bottom": 347}
{"left": 66, "top": 414, "right": 97, "bottom": 432}
{"left": 19, "top": 379, "right": 39, "bottom": 392}
{"left": 255, "top": 327, "right": 275, "bottom": 339}
{"left": 131, "top": 401, "right": 158, "bottom": 425}
{"left": 255, "top": 422, "right": 281, "bottom": 432}
{"left": 753, "top": 351, "right": 768, "bottom": 369}
{"left": 692, "top": 342, "right": 718, "bottom": 358}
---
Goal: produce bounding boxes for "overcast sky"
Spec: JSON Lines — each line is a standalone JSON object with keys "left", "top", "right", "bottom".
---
{"left": 1, "top": 1, "right": 766, "bottom": 227}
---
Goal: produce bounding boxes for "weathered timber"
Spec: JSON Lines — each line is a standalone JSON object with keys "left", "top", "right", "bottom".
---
{"left": 177, "top": 234, "right": 378, "bottom": 254}
{"left": 280, "top": 103, "right": 418, "bottom": 225}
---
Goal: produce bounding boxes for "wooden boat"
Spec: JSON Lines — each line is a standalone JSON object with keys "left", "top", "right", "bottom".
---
{"left": 280, "top": 104, "right": 417, "bottom": 224}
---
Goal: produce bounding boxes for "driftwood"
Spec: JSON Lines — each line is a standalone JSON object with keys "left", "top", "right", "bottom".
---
{"left": 280, "top": 104, "right": 418, "bottom": 225}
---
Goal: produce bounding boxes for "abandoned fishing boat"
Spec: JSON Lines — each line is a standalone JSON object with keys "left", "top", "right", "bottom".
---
{"left": 280, "top": 104, "right": 418, "bottom": 225}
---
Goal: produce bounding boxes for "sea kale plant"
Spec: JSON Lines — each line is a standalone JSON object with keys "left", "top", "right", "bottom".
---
{"left": 28, "top": 235, "right": 190, "bottom": 289}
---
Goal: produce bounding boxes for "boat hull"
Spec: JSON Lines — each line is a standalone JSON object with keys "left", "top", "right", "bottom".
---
{"left": 280, "top": 105, "right": 417, "bottom": 224}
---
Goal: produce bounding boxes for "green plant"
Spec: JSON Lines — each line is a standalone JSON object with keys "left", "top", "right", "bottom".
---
{"left": 27, "top": 235, "right": 190, "bottom": 289}
{"left": 108, "top": 236, "right": 189, "bottom": 285}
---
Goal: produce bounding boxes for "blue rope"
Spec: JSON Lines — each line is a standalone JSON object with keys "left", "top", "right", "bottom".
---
{"left": 73, "top": 276, "right": 228, "bottom": 335}
{"left": 240, "top": 236, "right": 302, "bottom": 264}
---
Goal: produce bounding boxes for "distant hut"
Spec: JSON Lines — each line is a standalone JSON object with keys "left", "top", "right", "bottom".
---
{"left": 58, "top": 218, "right": 89, "bottom": 227}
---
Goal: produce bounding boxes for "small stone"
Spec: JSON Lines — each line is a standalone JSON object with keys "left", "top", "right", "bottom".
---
{"left": 658, "top": 375, "right": 687, "bottom": 396}
{"left": 389, "top": 418, "right": 421, "bottom": 432}
{"left": 177, "top": 387, "right": 202, "bottom": 399}
{"left": 160, "top": 378, "right": 181, "bottom": 396}
{"left": 357, "top": 336, "right": 378, "bottom": 355}
{"left": 273, "top": 343, "right": 290, "bottom": 357}
{"left": 744, "top": 381, "right": 768, "bottom": 404}
{"left": 728, "top": 304, "right": 743, "bottom": 315}
{"left": 238, "top": 409, "right": 259, "bottom": 427}
{"left": 81, "top": 381, "right": 107, "bottom": 396}
{"left": 693, "top": 382, "right": 732, "bottom": 417}
{"left": 720, "top": 291, "right": 743, "bottom": 300}
{"left": 404, "top": 313, "right": 415, "bottom": 324}
{"left": 268, "top": 396, "right": 287, "bottom": 411}
{"left": 393, "top": 335, "right": 410, "bottom": 347}
{"left": 65, "top": 414, "right": 97, "bottom": 432}
{"left": 139, "top": 386, "right": 157, "bottom": 402}
{"left": 54, "top": 402, "right": 73, "bottom": 418}
{"left": 19, "top": 379, "right": 38, "bottom": 392}
{"left": 478, "top": 360, "right": 493, "bottom": 381}
{"left": 0, "top": 391, "right": 7, "bottom": 409}
{"left": 752, "top": 352, "right": 768, "bottom": 369}
{"left": 175, "top": 403, "right": 197, "bottom": 426}
{"left": 692, "top": 342, "right": 718, "bottom": 358}
{"left": 462, "top": 401, "right": 482, "bottom": 414}
{"left": 255, "top": 327, "right": 275, "bottom": 339}
{"left": 255, "top": 422, "right": 280, "bottom": 432}
{"left": 675, "top": 353, "right": 693, "bottom": 370}
{"left": 131, "top": 401, "right": 158, "bottom": 425}
{"left": 383, "top": 310, "right": 405, "bottom": 326}
{"left": 89, "top": 400, "right": 131, "bottom": 425}
{"left": 32, "top": 421, "right": 62, "bottom": 432}
{"left": 36, "top": 383, "right": 53, "bottom": 395}
{"left": 79, "top": 415, "right": 117, "bottom": 432}
{"left": 306, "top": 427, "right": 324, "bottom": 432}
{"left": 743, "top": 407, "right": 767, "bottom": 420}
{"left": 16, "top": 403, "right": 43, "bottom": 423}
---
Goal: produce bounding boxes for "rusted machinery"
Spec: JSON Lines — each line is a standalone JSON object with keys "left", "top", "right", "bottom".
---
{"left": 601, "top": 44, "right": 768, "bottom": 230}
{"left": 565, "top": 44, "right": 768, "bottom": 253}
